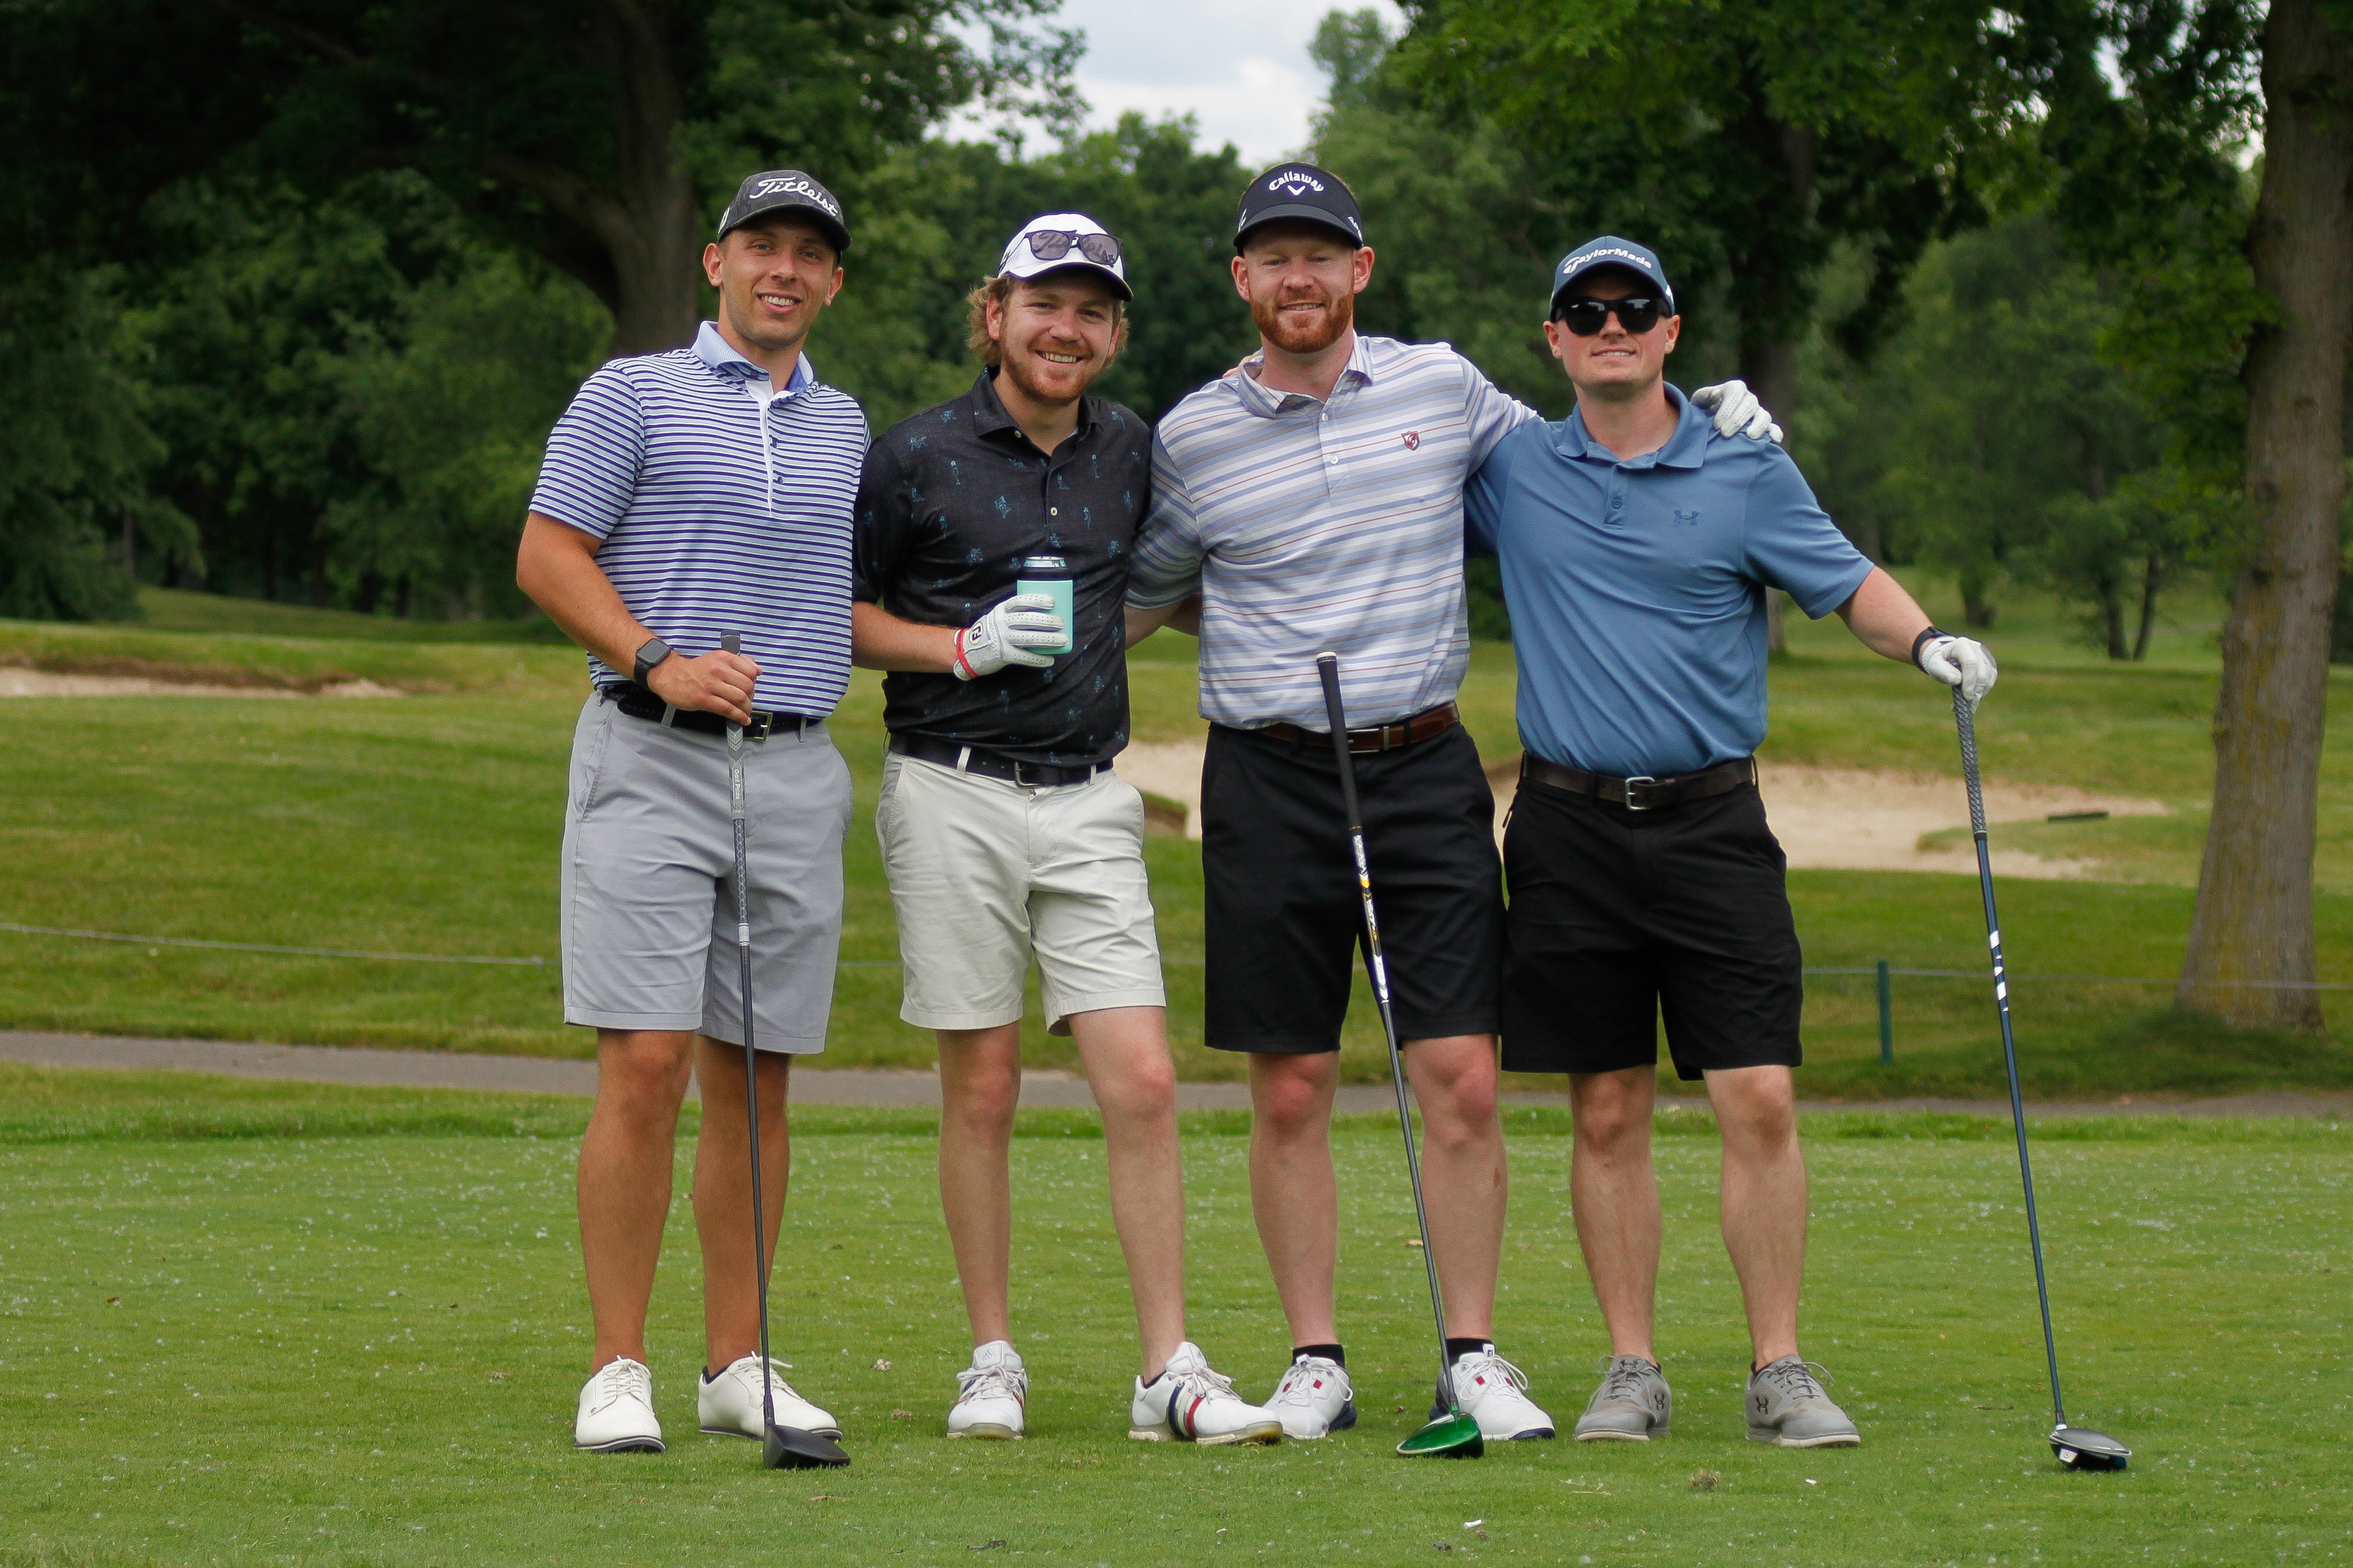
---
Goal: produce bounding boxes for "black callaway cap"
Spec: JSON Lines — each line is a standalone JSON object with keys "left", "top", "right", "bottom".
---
{"left": 1234, "top": 162, "right": 1365, "bottom": 251}
{"left": 717, "top": 169, "right": 850, "bottom": 254}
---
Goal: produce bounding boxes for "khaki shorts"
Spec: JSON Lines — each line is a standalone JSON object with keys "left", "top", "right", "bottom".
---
{"left": 877, "top": 752, "right": 1165, "bottom": 1032}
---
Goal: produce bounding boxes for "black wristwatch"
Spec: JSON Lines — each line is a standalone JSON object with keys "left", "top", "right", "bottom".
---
{"left": 1910, "top": 626, "right": 1950, "bottom": 670}
{"left": 631, "top": 636, "right": 673, "bottom": 686}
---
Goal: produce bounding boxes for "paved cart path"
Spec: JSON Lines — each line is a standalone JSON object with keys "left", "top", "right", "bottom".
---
{"left": 2, "top": 1031, "right": 2345, "bottom": 1120}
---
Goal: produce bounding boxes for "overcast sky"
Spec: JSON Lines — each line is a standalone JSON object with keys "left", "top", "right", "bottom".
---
{"left": 954, "top": 1, "right": 1408, "bottom": 169}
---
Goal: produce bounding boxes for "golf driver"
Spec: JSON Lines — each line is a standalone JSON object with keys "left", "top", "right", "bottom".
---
{"left": 722, "top": 631, "right": 849, "bottom": 1472}
{"left": 1315, "top": 653, "right": 1484, "bottom": 1460}
{"left": 1953, "top": 686, "right": 2129, "bottom": 1473}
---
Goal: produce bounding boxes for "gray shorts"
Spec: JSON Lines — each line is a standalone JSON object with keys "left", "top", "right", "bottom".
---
{"left": 560, "top": 693, "right": 851, "bottom": 1052}
{"left": 877, "top": 752, "right": 1164, "bottom": 1032}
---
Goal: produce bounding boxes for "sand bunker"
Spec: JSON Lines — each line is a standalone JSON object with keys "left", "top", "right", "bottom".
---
{"left": 0, "top": 668, "right": 401, "bottom": 699}
{"left": 1115, "top": 739, "right": 2168, "bottom": 879}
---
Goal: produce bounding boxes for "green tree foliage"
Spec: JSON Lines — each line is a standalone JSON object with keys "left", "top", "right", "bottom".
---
{"left": 0, "top": 270, "right": 186, "bottom": 620}
{"left": 1805, "top": 214, "right": 2193, "bottom": 654}
{"left": 1384, "top": 0, "right": 2065, "bottom": 429}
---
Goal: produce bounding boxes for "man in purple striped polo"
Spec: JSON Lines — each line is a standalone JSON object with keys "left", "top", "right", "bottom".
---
{"left": 517, "top": 169, "right": 865, "bottom": 1457}
{"left": 1125, "top": 164, "right": 1776, "bottom": 1444}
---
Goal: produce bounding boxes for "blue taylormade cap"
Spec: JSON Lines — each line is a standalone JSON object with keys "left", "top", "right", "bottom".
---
{"left": 1550, "top": 236, "right": 1675, "bottom": 316}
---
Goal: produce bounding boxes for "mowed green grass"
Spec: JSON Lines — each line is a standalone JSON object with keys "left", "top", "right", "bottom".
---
{"left": 0, "top": 1069, "right": 2346, "bottom": 1567}
{"left": 3, "top": 586, "right": 2351, "bottom": 1091}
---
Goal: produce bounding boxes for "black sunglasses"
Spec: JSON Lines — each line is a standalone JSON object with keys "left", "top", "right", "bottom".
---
{"left": 1025, "top": 230, "right": 1122, "bottom": 267}
{"left": 1553, "top": 296, "right": 1666, "bottom": 335}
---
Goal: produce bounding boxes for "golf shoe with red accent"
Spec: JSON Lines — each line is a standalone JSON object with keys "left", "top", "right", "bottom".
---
{"left": 1448, "top": 1346, "right": 1555, "bottom": 1440}
{"left": 946, "top": 1339, "right": 1027, "bottom": 1439}
{"left": 1128, "top": 1342, "right": 1284, "bottom": 1445}
{"left": 1264, "top": 1354, "right": 1356, "bottom": 1439}
{"left": 575, "top": 1357, "right": 663, "bottom": 1453}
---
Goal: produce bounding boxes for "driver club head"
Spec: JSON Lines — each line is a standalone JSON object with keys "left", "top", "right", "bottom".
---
{"left": 763, "top": 1424, "right": 850, "bottom": 1470}
{"left": 2049, "top": 1425, "right": 2130, "bottom": 1471}
{"left": 1396, "top": 1409, "right": 1485, "bottom": 1459}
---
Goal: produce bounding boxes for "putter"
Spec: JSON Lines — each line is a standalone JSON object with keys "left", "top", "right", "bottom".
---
{"left": 722, "top": 631, "right": 849, "bottom": 1473}
{"left": 1315, "top": 653, "right": 1484, "bottom": 1460}
{"left": 1953, "top": 686, "right": 2129, "bottom": 1473}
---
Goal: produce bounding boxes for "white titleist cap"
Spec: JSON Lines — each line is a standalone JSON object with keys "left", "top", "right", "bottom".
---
{"left": 998, "top": 213, "right": 1131, "bottom": 300}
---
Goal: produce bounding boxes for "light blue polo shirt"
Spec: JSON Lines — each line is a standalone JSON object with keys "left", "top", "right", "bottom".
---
{"left": 1464, "top": 385, "right": 1872, "bottom": 778}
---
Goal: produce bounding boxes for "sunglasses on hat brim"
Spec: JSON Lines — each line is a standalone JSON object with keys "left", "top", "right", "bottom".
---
{"left": 1550, "top": 296, "right": 1668, "bottom": 335}
{"left": 1022, "top": 231, "right": 1122, "bottom": 267}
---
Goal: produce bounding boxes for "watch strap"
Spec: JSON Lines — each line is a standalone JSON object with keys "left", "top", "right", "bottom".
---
{"left": 632, "top": 636, "right": 673, "bottom": 686}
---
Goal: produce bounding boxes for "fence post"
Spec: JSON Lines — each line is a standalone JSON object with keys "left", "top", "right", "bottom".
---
{"left": 1877, "top": 959, "right": 1893, "bottom": 1064}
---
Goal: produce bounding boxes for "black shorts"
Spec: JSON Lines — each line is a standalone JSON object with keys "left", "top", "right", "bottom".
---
{"left": 1202, "top": 721, "right": 1504, "bottom": 1053}
{"left": 1500, "top": 773, "right": 1803, "bottom": 1081}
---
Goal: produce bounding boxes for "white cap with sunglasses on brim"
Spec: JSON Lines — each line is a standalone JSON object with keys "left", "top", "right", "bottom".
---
{"left": 998, "top": 213, "right": 1132, "bottom": 300}
{"left": 1550, "top": 235, "right": 1676, "bottom": 317}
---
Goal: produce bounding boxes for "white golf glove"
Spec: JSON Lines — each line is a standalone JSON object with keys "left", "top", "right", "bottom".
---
{"left": 953, "top": 593, "right": 1064, "bottom": 680}
{"left": 1690, "top": 378, "right": 1784, "bottom": 444}
{"left": 1917, "top": 631, "right": 1999, "bottom": 711}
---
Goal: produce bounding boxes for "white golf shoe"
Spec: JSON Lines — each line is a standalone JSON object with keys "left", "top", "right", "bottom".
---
{"left": 1446, "top": 1346, "right": 1556, "bottom": 1440}
{"left": 1129, "top": 1342, "right": 1284, "bottom": 1445}
{"left": 1264, "top": 1354, "right": 1356, "bottom": 1439}
{"left": 947, "top": 1340, "right": 1028, "bottom": 1439}
{"left": 575, "top": 1357, "right": 663, "bottom": 1453}
{"left": 698, "top": 1354, "right": 842, "bottom": 1439}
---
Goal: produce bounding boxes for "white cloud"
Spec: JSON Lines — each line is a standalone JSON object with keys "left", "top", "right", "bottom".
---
{"left": 951, "top": 0, "right": 1406, "bottom": 168}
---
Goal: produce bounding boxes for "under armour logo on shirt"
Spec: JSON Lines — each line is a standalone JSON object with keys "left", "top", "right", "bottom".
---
{"left": 1673, "top": 508, "right": 1701, "bottom": 526}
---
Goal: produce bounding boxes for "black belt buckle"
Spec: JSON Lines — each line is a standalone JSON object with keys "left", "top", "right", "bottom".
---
{"left": 1621, "top": 774, "right": 1661, "bottom": 812}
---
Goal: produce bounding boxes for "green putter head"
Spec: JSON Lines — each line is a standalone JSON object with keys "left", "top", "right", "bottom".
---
{"left": 1397, "top": 1409, "right": 1484, "bottom": 1459}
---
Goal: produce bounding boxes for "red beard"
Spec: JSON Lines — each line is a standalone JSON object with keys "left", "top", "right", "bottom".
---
{"left": 1250, "top": 285, "right": 1355, "bottom": 357}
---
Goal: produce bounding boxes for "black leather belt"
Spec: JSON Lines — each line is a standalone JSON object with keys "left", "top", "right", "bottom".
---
{"left": 890, "top": 732, "right": 1111, "bottom": 788}
{"left": 600, "top": 682, "right": 814, "bottom": 742}
{"left": 1255, "top": 702, "right": 1460, "bottom": 755}
{"left": 1521, "top": 755, "right": 1756, "bottom": 812}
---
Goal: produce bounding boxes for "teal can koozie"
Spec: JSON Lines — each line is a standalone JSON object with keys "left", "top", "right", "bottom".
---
{"left": 1014, "top": 554, "right": 1075, "bottom": 657}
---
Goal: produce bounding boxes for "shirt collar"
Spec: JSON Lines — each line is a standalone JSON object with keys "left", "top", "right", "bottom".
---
{"left": 966, "top": 369, "right": 1097, "bottom": 449}
{"left": 1231, "top": 331, "right": 1373, "bottom": 418}
{"left": 1554, "top": 383, "right": 1709, "bottom": 469}
{"left": 692, "top": 320, "right": 813, "bottom": 392}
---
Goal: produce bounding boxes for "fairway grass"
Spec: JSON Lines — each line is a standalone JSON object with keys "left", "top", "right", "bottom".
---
{"left": 0, "top": 1073, "right": 2346, "bottom": 1567}
{"left": 5, "top": 597, "right": 2352, "bottom": 1091}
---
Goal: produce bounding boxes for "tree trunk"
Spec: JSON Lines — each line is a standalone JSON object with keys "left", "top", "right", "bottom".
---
{"left": 2178, "top": 0, "right": 2353, "bottom": 1030}
{"left": 484, "top": 4, "right": 701, "bottom": 356}
{"left": 122, "top": 514, "right": 136, "bottom": 584}
{"left": 2133, "top": 554, "right": 2163, "bottom": 661}
{"left": 2101, "top": 582, "right": 2126, "bottom": 660}
{"left": 1740, "top": 338, "right": 1800, "bottom": 654}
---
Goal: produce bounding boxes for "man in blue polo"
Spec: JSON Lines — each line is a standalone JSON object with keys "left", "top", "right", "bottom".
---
{"left": 517, "top": 169, "right": 866, "bottom": 1456}
{"left": 1465, "top": 237, "right": 1997, "bottom": 1449}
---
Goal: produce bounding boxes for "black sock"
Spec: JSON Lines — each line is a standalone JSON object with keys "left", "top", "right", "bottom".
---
{"left": 1445, "top": 1337, "right": 1493, "bottom": 1364}
{"left": 1291, "top": 1343, "right": 1345, "bottom": 1367}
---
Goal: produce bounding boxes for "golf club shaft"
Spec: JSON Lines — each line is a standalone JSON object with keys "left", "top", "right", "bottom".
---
{"left": 722, "top": 631, "right": 777, "bottom": 1437}
{"left": 1954, "top": 688, "right": 2067, "bottom": 1428}
{"left": 1316, "top": 654, "right": 1458, "bottom": 1412}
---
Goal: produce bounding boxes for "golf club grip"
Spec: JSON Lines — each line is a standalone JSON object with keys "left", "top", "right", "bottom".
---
{"left": 1953, "top": 687, "right": 1988, "bottom": 838}
{"left": 1315, "top": 655, "right": 1365, "bottom": 830}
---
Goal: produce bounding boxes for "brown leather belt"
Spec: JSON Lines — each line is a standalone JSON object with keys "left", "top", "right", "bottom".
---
{"left": 1255, "top": 702, "right": 1460, "bottom": 755}
{"left": 1520, "top": 755, "right": 1756, "bottom": 812}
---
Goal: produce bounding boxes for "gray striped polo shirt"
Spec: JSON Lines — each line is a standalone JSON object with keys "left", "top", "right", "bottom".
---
{"left": 530, "top": 322, "right": 869, "bottom": 715}
{"left": 1126, "top": 333, "right": 1536, "bottom": 729}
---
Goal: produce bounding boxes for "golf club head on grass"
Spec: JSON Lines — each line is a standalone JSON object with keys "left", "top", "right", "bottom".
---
{"left": 1396, "top": 1410, "right": 1484, "bottom": 1459}
{"left": 2048, "top": 1425, "right": 2129, "bottom": 1471}
{"left": 763, "top": 1425, "right": 850, "bottom": 1470}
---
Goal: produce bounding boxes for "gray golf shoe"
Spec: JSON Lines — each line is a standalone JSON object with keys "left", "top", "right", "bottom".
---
{"left": 1745, "top": 1356, "right": 1860, "bottom": 1448}
{"left": 1572, "top": 1354, "right": 1672, "bottom": 1442}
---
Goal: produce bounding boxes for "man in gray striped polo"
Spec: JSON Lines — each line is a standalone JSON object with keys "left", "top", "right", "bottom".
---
{"left": 1125, "top": 164, "right": 1775, "bottom": 1443}
{"left": 517, "top": 169, "right": 864, "bottom": 1456}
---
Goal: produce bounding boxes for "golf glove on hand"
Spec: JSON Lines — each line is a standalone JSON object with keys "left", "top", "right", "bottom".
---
{"left": 1690, "top": 378, "right": 1784, "bottom": 445}
{"left": 953, "top": 593, "right": 1064, "bottom": 680}
{"left": 1917, "top": 632, "right": 1999, "bottom": 711}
